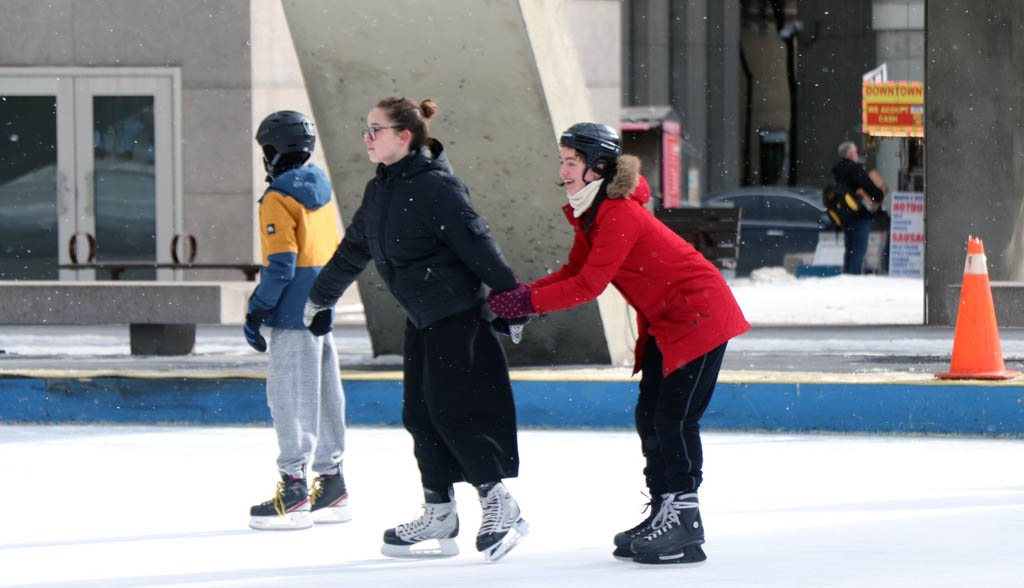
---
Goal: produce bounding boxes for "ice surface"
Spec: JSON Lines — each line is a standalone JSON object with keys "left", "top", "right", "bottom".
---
{"left": 1, "top": 425, "right": 1022, "bottom": 587}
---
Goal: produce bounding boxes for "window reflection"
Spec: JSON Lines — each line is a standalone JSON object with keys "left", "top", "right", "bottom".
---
{"left": 0, "top": 96, "right": 58, "bottom": 279}
{"left": 93, "top": 96, "right": 156, "bottom": 280}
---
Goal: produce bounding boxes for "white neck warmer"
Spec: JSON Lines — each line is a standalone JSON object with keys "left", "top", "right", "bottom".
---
{"left": 566, "top": 178, "right": 603, "bottom": 218}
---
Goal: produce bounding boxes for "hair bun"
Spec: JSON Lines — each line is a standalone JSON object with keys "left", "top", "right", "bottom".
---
{"left": 419, "top": 99, "right": 438, "bottom": 120}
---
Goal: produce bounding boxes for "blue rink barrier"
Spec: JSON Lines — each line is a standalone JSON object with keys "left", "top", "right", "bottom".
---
{"left": 2, "top": 374, "right": 1024, "bottom": 436}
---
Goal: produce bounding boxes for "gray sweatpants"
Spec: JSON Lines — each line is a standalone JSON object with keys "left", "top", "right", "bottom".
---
{"left": 266, "top": 327, "right": 346, "bottom": 479}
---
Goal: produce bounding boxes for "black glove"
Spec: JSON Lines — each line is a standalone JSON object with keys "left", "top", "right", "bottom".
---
{"left": 491, "top": 316, "right": 532, "bottom": 343}
{"left": 243, "top": 310, "right": 270, "bottom": 352}
{"left": 303, "top": 298, "right": 334, "bottom": 337}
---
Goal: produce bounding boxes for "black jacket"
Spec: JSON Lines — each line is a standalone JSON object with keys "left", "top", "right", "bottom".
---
{"left": 832, "top": 158, "right": 885, "bottom": 203}
{"left": 309, "top": 140, "right": 517, "bottom": 328}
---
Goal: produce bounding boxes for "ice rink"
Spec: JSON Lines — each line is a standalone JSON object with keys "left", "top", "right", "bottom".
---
{"left": 3, "top": 425, "right": 1023, "bottom": 587}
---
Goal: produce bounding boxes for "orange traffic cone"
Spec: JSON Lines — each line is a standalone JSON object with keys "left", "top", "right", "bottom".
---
{"left": 936, "top": 236, "right": 1020, "bottom": 379}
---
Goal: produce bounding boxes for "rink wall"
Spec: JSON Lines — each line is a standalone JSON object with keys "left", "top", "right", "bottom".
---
{"left": 2, "top": 371, "right": 1024, "bottom": 436}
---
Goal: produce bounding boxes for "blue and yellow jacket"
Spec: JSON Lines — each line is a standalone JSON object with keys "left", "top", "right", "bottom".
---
{"left": 249, "top": 164, "right": 340, "bottom": 330}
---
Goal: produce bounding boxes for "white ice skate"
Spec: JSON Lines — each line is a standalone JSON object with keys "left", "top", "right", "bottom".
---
{"left": 476, "top": 482, "right": 529, "bottom": 562}
{"left": 381, "top": 501, "right": 460, "bottom": 558}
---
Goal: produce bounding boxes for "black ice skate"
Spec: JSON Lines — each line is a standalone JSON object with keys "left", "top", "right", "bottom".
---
{"left": 476, "top": 482, "right": 529, "bottom": 562}
{"left": 630, "top": 492, "right": 707, "bottom": 565}
{"left": 381, "top": 499, "right": 460, "bottom": 558}
{"left": 249, "top": 474, "right": 312, "bottom": 530}
{"left": 612, "top": 495, "right": 663, "bottom": 560}
{"left": 310, "top": 472, "right": 351, "bottom": 524}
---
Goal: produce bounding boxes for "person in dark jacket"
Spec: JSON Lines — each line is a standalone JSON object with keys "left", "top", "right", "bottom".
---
{"left": 304, "top": 97, "right": 527, "bottom": 562}
{"left": 245, "top": 111, "right": 349, "bottom": 530}
{"left": 488, "top": 123, "right": 750, "bottom": 565}
{"left": 832, "top": 140, "right": 886, "bottom": 274}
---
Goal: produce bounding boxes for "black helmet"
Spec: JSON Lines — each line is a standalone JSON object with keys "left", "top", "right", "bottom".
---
{"left": 256, "top": 110, "right": 316, "bottom": 179}
{"left": 560, "top": 122, "right": 622, "bottom": 175}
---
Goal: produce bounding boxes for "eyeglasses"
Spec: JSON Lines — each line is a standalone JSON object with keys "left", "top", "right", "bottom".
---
{"left": 361, "top": 125, "right": 399, "bottom": 141}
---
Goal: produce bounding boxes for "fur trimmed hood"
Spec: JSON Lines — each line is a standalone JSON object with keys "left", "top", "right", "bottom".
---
{"left": 605, "top": 154, "right": 649, "bottom": 203}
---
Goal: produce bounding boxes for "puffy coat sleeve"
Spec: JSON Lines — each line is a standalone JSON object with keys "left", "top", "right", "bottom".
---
{"left": 430, "top": 175, "right": 517, "bottom": 293}
{"left": 249, "top": 191, "right": 298, "bottom": 313}
{"left": 530, "top": 203, "right": 642, "bottom": 314}
{"left": 529, "top": 227, "right": 588, "bottom": 289}
{"left": 309, "top": 199, "right": 372, "bottom": 307}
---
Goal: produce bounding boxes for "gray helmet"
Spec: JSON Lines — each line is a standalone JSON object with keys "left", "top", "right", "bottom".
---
{"left": 256, "top": 110, "right": 316, "bottom": 178}
{"left": 560, "top": 122, "right": 622, "bottom": 175}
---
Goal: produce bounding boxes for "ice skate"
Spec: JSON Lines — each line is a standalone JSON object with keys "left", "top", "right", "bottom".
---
{"left": 612, "top": 495, "right": 663, "bottom": 560}
{"left": 476, "top": 482, "right": 529, "bottom": 562}
{"left": 249, "top": 474, "right": 313, "bottom": 530}
{"left": 310, "top": 472, "right": 351, "bottom": 524}
{"left": 630, "top": 492, "right": 707, "bottom": 565}
{"left": 381, "top": 498, "right": 460, "bottom": 558}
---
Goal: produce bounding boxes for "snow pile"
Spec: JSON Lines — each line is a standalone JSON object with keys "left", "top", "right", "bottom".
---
{"left": 728, "top": 274, "right": 923, "bottom": 325}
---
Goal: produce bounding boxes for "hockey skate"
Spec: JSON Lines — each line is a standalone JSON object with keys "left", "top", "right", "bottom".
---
{"left": 249, "top": 474, "right": 313, "bottom": 530}
{"left": 476, "top": 482, "right": 529, "bottom": 562}
{"left": 381, "top": 500, "right": 460, "bottom": 558}
{"left": 630, "top": 492, "right": 707, "bottom": 565}
{"left": 612, "top": 495, "right": 663, "bottom": 560}
{"left": 310, "top": 472, "right": 352, "bottom": 524}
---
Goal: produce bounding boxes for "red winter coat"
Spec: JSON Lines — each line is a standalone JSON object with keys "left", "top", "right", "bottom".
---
{"left": 528, "top": 155, "right": 750, "bottom": 376}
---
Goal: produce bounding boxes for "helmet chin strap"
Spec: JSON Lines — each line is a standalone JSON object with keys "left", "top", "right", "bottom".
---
{"left": 263, "top": 152, "right": 283, "bottom": 181}
{"left": 581, "top": 166, "right": 604, "bottom": 186}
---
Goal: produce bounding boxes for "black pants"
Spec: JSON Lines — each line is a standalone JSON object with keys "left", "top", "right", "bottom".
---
{"left": 402, "top": 306, "right": 519, "bottom": 491}
{"left": 636, "top": 338, "right": 727, "bottom": 496}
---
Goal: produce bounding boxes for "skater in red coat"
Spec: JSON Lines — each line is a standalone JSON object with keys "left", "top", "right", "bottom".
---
{"left": 488, "top": 123, "right": 750, "bottom": 565}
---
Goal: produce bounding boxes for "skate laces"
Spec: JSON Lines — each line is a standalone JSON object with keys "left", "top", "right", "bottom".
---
{"left": 645, "top": 492, "right": 698, "bottom": 539}
{"left": 258, "top": 481, "right": 287, "bottom": 516}
{"left": 624, "top": 496, "right": 658, "bottom": 535}
{"left": 479, "top": 485, "right": 513, "bottom": 535}
{"left": 398, "top": 503, "right": 446, "bottom": 537}
{"left": 310, "top": 476, "right": 325, "bottom": 506}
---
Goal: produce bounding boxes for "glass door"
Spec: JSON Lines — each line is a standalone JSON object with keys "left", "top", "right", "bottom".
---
{"left": 75, "top": 77, "right": 175, "bottom": 280}
{"left": 0, "top": 70, "right": 178, "bottom": 281}
{"left": 0, "top": 78, "right": 73, "bottom": 279}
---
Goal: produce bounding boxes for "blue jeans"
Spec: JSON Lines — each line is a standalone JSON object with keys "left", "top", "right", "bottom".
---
{"left": 843, "top": 218, "right": 872, "bottom": 274}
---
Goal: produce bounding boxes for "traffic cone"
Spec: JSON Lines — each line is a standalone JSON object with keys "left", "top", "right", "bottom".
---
{"left": 936, "top": 236, "right": 1020, "bottom": 379}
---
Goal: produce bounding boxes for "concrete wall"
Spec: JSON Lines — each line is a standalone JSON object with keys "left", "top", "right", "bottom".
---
{"left": 564, "top": 0, "right": 622, "bottom": 130}
{"left": 281, "top": 0, "right": 619, "bottom": 366}
{"left": 926, "top": 1, "right": 1024, "bottom": 324}
{"left": 249, "top": 0, "right": 346, "bottom": 249}
{"left": 0, "top": 0, "right": 254, "bottom": 279}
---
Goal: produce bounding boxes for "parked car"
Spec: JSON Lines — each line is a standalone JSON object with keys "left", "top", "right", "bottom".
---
{"left": 702, "top": 186, "right": 832, "bottom": 276}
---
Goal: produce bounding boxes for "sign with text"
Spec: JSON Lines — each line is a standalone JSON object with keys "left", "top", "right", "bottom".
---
{"left": 862, "top": 81, "right": 924, "bottom": 137}
{"left": 661, "top": 126, "right": 682, "bottom": 208}
{"left": 888, "top": 191, "right": 925, "bottom": 278}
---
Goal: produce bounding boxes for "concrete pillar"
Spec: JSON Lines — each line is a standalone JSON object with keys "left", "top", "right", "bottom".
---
{"left": 669, "top": 1, "right": 708, "bottom": 195}
{"left": 926, "top": 0, "right": 1024, "bottom": 324}
{"left": 281, "top": 0, "right": 627, "bottom": 366}
{"left": 623, "top": 0, "right": 671, "bottom": 105}
{"left": 705, "top": 1, "right": 742, "bottom": 193}
{"left": 795, "top": 0, "right": 876, "bottom": 188}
